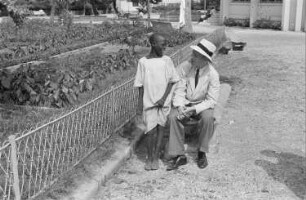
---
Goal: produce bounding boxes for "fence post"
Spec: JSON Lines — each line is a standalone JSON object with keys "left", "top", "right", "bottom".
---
{"left": 8, "top": 135, "right": 21, "bottom": 200}
{"left": 110, "top": 86, "right": 116, "bottom": 132}
{"left": 178, "top": 48, "right": 183, "bottom": 65}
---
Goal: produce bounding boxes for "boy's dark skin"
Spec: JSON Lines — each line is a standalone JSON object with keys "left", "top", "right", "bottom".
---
{"left": 136, "top": 34, "right": 175, "bottom": 170}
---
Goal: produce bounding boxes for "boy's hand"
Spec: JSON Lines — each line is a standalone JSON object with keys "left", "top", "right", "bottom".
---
{"left": 155, "top": 98, "right": 166, "bottom": 107}
{"left": 134, "top": 114, "right": 145, "bottom": 131}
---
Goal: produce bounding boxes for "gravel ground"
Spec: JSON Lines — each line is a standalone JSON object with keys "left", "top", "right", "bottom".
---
{"left": 92, "top": 26, "right": 306, "bottom": 200}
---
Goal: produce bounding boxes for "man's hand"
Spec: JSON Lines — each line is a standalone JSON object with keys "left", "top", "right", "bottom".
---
{"left": 178, "top": 106, "right": 186, "bottom": 115}
{"left": 155, "top": 98, "right": 166, "bottom": 107}
{"left": 177, "top": 106, "right": 188, "bottom": 121}
{"left": 183, "top": 106, "right": 196, "bottom": 117}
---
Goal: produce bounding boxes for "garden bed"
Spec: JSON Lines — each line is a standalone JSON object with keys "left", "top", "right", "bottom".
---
{"left": 0, "top": 30, "right": 202, "bottom": 144}
{"left": 0, "top": 18, "right": 148, "bottom": 69}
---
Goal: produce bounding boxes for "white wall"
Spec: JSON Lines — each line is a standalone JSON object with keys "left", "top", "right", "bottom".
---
{"left": 117, "top": 0, "right": 139, "bottom": 13}
{"left": 162, "top": 0, "right": 181, "bottom": 3}
{"left": 228, "top": 3, "right": 250, "bottom": 19}
{"left": 227, "top": 2, "right": 282, "bottom": 21}
{"left": 288, "top": 0, "right": 297, "bottom": 30}
{"left": 302, "top": 0, "right": 306, "bottom": 31}
{"left": 257, "top": 3, "right": 282, "bottom": 20}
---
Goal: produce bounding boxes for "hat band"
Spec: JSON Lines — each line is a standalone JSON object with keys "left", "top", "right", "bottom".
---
{"left": 197, "top": 43, "right": 213, "bottom": 57}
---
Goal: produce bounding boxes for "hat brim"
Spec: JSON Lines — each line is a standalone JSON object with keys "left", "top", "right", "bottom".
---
{"left": 190, "top": 45, "right": 213, "bottom": 62}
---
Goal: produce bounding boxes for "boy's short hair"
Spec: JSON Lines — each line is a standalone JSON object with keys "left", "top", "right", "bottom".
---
{"left": 149, "top": 33, "right": 164, "bottom": 46}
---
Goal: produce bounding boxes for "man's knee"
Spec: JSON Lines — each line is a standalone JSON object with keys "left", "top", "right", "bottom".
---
{"left": 169, "top": 108, "right": 179, "bottom": 122}
{"left": 199, "top": 109, "right": 214, "bottom": 123}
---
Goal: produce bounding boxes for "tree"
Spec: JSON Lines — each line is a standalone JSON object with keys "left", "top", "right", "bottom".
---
{"left": 179, "top": 0, "right": 193, "bottom": 33}
{"left": 131, "top": 0, "right": 161, "bottom": 26}
{"left": 0, "top": 0, "right": 32, "bottom": 27}
{"left": 182, "top": 0, "right": 193, "bottom": 33}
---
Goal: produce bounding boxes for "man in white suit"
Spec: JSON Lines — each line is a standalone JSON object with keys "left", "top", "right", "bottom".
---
{"left": 167, "top": 38, "right": 220, "bottom": 170}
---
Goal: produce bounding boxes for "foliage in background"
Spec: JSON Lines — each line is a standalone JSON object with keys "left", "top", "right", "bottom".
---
{"left": 0, "top": 19, "right": 147, "bottom": 68}
{"left": 0, "top": 18, "right": 196, "bottom": 68}
{"left": 253, "top": 19, "right": 281, "bottom": 30}
{"left": 0, "top": 0, "right": 32, "bottom": 27}
{"left": 152, "top": 3, "right": 180, "bottom": 12}
{"left": 0, "top": 49, "right": 138, "bottom": 108}
{"left": 223, "top": 17, "right": 250, "bottom": 27}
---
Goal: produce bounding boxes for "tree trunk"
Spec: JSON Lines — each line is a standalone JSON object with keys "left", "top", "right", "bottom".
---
{"left": 50, "top": 0, "right": 55, "bottom": 24}
{"left": 147, "top": 0, "right": 151, "bottom": 27}
{"left": 182, "top": 0, "right": 193, "bottom": 33}
{"left": 112, "top": 0, "right": 118, "bottom": 14}
{"left": 83, "top": 0, "right": 86, "bottom": 16}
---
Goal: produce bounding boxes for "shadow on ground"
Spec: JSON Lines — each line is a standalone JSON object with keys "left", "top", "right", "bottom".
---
{"left": 255, "top": 150, "right": 306, "bottom": 200}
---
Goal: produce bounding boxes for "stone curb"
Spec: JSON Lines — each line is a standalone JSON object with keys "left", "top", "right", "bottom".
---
{"left": 61, "top": 128, "right": 144, "bottom": 200}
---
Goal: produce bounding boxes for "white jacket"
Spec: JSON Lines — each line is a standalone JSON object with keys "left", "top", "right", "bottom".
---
{"left": 173, "top": 60, "right": 220, "bottom": 114}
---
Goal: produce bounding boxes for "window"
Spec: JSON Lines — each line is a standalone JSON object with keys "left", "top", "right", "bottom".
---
{"left": 260, "top": 0, "right": 282, "bottom": 3}
{"left": 132, "top": 2, "right": 139, "bottom": 7}
{"left": 232, "top": 0, "right": 250, "bottom": 2}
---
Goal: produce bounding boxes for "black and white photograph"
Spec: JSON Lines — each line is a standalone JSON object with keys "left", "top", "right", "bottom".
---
{"left": 0, "top": 0, "right": 305, "bottom": 199}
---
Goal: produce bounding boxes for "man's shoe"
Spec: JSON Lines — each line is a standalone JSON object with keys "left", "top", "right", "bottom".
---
{"left": 166, "top": 155, "right": 187, "bottom": 171}
{"left": 197, "top": 151, "right": 208, "bottom": 169}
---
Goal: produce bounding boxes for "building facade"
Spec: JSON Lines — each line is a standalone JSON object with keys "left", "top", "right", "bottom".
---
{"left": 220, "top": 0, "right": 305, "bottom": 31}
{"left": 116, "top": 0, "right": 139, "bottom": 13}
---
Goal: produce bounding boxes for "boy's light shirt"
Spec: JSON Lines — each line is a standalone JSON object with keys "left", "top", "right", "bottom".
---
{"left": 134, "top": 55, "right": 180, "bottom": 133}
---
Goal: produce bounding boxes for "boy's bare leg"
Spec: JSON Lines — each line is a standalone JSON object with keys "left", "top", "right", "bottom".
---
{"left": 152, "top": 125, "right": 165, "bottom": 170}
{"left": 145, "top": 127, "right": 157, "bottom": 170}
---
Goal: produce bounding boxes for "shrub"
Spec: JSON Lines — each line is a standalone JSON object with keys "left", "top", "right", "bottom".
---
{"left": 0, "top": 49, "right": 139, "bottom": 108}
{"left": 223, "top": 17, "right": 250, "bottom": 27}
{"left": 152, "top": 4, "right": 180, "bottom": 12}
{"left": 252, "top": 19, "right": 281, "bottom": 30}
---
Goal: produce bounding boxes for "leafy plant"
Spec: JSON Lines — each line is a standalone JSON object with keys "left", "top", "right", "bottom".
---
{"left": 253, "top": 19, "right": 281, "bottom": 30}
{"left": 223, "top": 17, "right": 250, "bottom": 27}
{"left": 148, "top": 26, "right": 196, "bottom": 47}
{"left": 0, "top": 49, "right": 139, "bottom": 108}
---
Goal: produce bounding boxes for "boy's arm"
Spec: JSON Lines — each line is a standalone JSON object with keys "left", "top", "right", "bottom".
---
{"left": 155, "top": 82, "right": 175, "bottom": 107}
{"left": 137, "top": 87, "right": 144, "bottom": 115}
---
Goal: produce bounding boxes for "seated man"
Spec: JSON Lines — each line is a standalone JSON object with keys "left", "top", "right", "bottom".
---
{"left": 167, "top": 38, "right": 220, "bottom": 170}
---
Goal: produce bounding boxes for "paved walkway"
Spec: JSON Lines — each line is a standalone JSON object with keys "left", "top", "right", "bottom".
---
{"left": 93, "top": 25, "right": 305, "bottom": 200}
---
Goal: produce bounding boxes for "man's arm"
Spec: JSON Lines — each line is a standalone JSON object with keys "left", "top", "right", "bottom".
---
{"left": 172, "top": 61, "right": 190, "bottom": 108}
{"left": 172, "top": 78, "right": 187, "bottom": 108}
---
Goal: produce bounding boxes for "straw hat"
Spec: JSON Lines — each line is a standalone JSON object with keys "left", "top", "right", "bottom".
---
{"left": 190, "top": 38, "right": 216, "bottom": 62}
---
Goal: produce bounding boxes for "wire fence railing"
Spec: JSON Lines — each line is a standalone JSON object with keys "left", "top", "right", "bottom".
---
{"left": 0, "top": 35, "right": 204, "bottom": 200}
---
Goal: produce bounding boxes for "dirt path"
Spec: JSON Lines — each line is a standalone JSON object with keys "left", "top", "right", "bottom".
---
{"left": 93, "top": 27, "right": 306, "bottom": 200}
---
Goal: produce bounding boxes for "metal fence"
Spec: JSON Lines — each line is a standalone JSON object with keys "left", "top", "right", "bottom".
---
{"left": 0, "top": 36, "right": 204, "bottom": 200}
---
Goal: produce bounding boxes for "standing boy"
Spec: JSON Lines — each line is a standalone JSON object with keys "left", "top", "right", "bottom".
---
{"left": 134, "top": 34, "right": 180, "bottom": 170}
